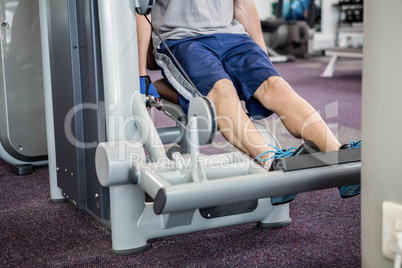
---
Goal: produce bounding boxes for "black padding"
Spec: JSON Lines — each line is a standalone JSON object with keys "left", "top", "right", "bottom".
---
{"left": 10, "top": 164, "right": 34, "bottom": 175}
{"left": 166, "top": 145, "right": 182, "bottom": 160}
{"left": 272, "top": 148, "right": 361, "bottom": 172}
{"left": 260, "top": 18, "right": 287, "bottom": 33}
{"left": 153, "top": 188, "right": 167, "bottom": 215}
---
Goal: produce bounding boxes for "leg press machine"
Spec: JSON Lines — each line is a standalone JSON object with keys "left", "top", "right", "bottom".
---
{"left": 41, "top": 0, "right": 361, "bottom": 255}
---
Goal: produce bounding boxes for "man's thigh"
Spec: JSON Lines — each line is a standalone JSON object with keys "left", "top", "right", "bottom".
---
{"left": 155, "top": 34, "right": 280, "bottom": 118}
{"left": 156, "top": 36, "right": 229, "bottom": 96}
{"left": 217, "top": 34, "right": 281, "bottom": 118}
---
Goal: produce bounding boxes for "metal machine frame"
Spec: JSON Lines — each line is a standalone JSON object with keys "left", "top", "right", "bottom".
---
{"left": 40, "top": 0, "right": 361, "bottom": 255}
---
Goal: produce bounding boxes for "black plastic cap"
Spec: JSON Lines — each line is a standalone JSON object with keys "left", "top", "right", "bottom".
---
{"left": 153, "top": 188, "right": 167, "bottom": 215}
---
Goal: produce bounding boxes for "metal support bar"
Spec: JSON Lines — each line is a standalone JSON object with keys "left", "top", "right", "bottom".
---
{"left": 138, "top": 166, "right": 172, "bottom": 199}
{"left": 157, "top": 126, "right": 181, "bottom": 144}
{"left": 322, "top": 47, "right": 363, "bottom": 77}
{"left": 97, "top": 0, "right": 139, "bottom": 141}
{"left": 136, "top": 160, "right": 264, "bottom": 198}
{"left": 321, "top": 54, "right": 339, "bottom": 77}
{"left": 97, "top": 0, "right": 151, "bottom": 254}
{"left": 39, "top": 0, "right": 64, "bottom": 201}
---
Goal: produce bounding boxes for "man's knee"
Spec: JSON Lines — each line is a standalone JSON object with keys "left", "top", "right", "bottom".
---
{"left": 207, "top": 79, "right": 239, "bottom": 103}
{"left": 254, "top": 76, "right": 295, "bottom": 107}
{"left": 263, "top": 76, "right": 293, "bottom": 95}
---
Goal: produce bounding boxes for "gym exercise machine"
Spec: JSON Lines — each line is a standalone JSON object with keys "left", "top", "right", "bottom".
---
{"left": 261, "top": 0, "right": 317, "bottom": 61}
{"left": 321, "top": 1, "right": 364, "bottom": 77}
{"left": 0, "top": 0, "right": 48, "bottom": 175}
{"left": 40, "top": 0, "right": 361, "bottom": 254}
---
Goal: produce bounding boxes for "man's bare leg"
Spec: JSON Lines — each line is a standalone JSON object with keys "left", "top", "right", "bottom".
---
{"left": 207, "top": 79, "right": 274, "bottom": 161}
{"left": 207, "top": 76, "right": 340, "bottom": 165}
{"left": 253, "top": 76, "right": 340, "bottom": 152}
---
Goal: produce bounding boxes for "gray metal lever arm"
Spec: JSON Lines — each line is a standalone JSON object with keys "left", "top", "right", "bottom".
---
{"left": 153, "top": 163, "right": 361, "bottom": 215}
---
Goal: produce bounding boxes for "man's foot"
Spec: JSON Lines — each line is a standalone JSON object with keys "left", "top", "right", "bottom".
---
{"left": 339, "top": 140, "right": 361, "bottom": 150}
{"left": 257, "top": 140, "right": 320, "bottom": 206}
{"left": 339, "top": 140, "right": 361, "bottom": 198}
{"left": 339, "top": 184, "right": 361, "bottom": 198}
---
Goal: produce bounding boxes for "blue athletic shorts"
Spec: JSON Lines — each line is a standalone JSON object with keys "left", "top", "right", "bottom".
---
{"left": 154, "top": 33, "right": 281, "bottom": 119}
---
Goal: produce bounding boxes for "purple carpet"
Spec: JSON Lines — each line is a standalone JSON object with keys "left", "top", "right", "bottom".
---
{"left": 0, "top": 57, "right": 362, "bottom": 267}
{"left": 275, "top": 58, "right": 362, "bottom": 130}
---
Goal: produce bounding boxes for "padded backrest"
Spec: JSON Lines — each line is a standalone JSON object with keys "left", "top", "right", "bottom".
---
{"left": 153, "top": 79, "right": 179, "bottom": 104}
{"left": 146, "top": 37, "right": 180, "bottom": 104}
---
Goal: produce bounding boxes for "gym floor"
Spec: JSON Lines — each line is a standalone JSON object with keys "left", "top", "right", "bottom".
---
{"left": 0, "top": 56, "right": 362, "bottom": 267}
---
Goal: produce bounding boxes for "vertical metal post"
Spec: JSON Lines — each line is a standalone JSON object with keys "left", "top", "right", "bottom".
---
{"left": 39, "top": 0, "right": 65, "bottom": 202}
{"left": 188, "top": 117, "right": 206, "bottom": 182}
{"left": 97, "top": 0, "right": 139, "bottom": 141}
{"left": 97, "top": 0, "right": 150, "bottom": 254}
